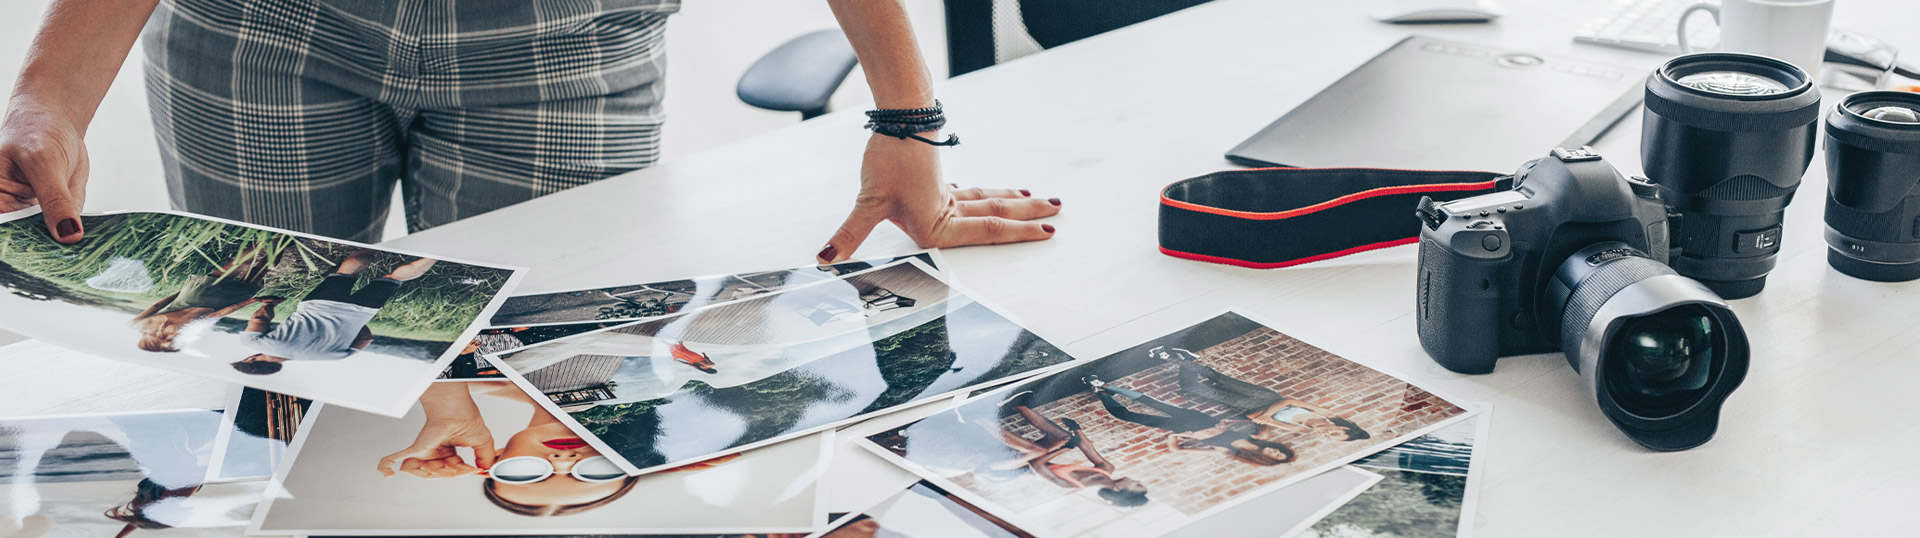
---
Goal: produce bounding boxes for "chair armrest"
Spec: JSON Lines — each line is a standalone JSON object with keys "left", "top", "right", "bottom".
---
{"left": 737, "top": 29, "right": 860, "bottom": 116}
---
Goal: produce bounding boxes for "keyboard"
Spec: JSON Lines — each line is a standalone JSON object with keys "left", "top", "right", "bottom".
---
{"left": 1574, "top": 0, "right": 1719, "bottom": 55}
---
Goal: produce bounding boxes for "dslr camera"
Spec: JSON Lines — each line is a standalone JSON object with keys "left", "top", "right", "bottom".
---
{"left": 1415, "top": 147, "right": 1749, "bottom": 451}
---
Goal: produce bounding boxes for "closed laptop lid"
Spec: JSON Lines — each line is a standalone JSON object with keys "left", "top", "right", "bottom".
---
{"left": 1227, "top": 36, "right": 1643, "bottom": 172}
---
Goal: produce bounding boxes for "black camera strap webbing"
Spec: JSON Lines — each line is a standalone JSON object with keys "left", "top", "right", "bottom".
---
{"left": 1159, "top": 167, "right": 1513, "bottom": 268}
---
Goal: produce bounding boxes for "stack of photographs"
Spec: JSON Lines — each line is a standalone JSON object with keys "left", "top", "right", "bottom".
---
{"left": 0, "top": 211, "right": 1494, "bottom": 538}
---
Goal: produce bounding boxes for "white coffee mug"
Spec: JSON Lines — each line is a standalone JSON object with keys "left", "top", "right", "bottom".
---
{"left": 1678, "top": 0, "right": 1835, "bottom": 80}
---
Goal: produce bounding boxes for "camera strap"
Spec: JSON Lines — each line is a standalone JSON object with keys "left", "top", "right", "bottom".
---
{"left": 1159, "top": 167, "right": 1512, "bottom": 268}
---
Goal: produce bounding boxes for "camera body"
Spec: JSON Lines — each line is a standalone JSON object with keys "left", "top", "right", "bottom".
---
{"left": 1415, "top": 147, "right": 1670, "bottom": 374}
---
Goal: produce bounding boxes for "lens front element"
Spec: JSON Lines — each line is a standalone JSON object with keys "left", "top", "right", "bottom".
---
{"left": 1674, "top": 71, "right": 1789, "bottom": 96}
{"left": 1604, "top": 305, "right": 1718, "bottom": 418}
{"left": 1858, "top": 105, "right": 1920, "bottom": 124}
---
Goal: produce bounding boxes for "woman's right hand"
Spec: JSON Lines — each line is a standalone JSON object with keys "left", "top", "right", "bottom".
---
{"left": 377, "top": 416, "right": 498, "bottom": 478}
{"left": 0, "top": 97, "right": 89, "bottom": 243}
{"left": 381, "top": 384, "right": 499, "bottom": 477}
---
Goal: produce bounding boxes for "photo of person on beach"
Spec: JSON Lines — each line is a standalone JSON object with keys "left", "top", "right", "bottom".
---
{"left": 0, "top": 410, "right": 265, "bottom": 537}
{"left": 0, "top": 211, "right": 522, "bottom": 416}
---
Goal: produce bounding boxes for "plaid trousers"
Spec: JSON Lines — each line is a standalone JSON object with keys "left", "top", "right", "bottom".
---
{"left": 142, "top": 0, "right": 677, "bottom": 242}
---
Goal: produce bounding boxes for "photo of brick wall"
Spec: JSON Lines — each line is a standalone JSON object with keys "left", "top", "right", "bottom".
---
{"left": 865, "top": 312, "right": 1470, "bottom": 538}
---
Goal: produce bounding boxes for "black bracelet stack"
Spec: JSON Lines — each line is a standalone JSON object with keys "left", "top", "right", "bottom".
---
{"left": 864, "top": 100, "right": 960, "bottom": 146}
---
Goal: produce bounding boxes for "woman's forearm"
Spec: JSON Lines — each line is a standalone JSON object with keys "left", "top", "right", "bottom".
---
{"left": 826, "top": 0, "right": 935, "bottom": 110}
{"left": 10, "top": 0, "right": 160, "bottom": 131}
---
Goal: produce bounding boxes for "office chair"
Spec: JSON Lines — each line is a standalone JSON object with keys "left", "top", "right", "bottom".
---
{"left": 736, "top": 0, "right": 1213, "bottom": 119}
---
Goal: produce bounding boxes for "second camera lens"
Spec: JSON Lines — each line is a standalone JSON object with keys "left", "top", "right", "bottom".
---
{"left": 1824, "top": 91, "right": 1920, "bottom": 282}
{"left": 1642, "top": 53, "right": 1822, "bottom": 299}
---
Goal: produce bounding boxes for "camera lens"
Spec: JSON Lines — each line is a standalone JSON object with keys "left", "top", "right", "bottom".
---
{"left": 1824, "top": 91, "right": 1920, "bottom": 282}
{"left": 1551, "top": 242, "right": 1749, "bottom": 451}
{"left": 1643, "top": 52, "right": 1822, "bottom": 299}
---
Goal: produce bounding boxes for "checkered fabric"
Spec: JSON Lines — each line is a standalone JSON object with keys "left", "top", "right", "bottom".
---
{"left": 142, "top": 0, "right": 678, "bottom": 242}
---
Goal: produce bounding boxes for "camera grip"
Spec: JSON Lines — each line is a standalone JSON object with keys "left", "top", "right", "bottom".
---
{"left": 1416, "top": 236, "right": 1507, "bottom": 374}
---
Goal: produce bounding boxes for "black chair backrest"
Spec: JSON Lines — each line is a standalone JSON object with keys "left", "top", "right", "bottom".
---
{"left": 943, "top": 0, "right": 1215, "bottom": 77}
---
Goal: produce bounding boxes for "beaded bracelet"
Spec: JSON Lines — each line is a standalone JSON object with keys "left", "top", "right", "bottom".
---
{"left": 865, "top": 100, "right": 961, "bottom": 146}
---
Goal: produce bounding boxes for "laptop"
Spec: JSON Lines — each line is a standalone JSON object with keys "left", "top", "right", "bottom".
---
{"left": 1227, "top": 36, "right": 1645, "bottom": 171}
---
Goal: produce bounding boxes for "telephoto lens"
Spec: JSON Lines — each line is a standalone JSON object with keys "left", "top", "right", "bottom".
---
{"left": 1823, "top": 90, "right": 1920, "bottom": 281}
{"left": 1547, "top": 242, "right": 1749, "bottom": 451}
{"left": 1642, "top": 52, "right": 1822, "bottom": 299}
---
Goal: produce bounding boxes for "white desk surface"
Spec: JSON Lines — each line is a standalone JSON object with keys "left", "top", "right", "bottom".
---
{"left": 6, "top": 0, "right": 1920, "bottom": 536}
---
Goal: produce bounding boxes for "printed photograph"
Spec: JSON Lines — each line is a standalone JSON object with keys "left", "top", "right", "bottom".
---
{"left": 0, "top": 409, "right": 265, "bottom": 536}
{"left": 861, "top": 311, "right": 1472, "bottom": 538}
{"left": 449, "top": 322, "right": 630, "bottom": 376}
{"left": 489, "top": 259, "right": 1074, "bottom": 475}
{"left": 810, "top": 481, "right": 1032, "bottom": 538}
{"left": 322, "top": 533, "right": 811, "bottom": 538}
{"left": 1161, "top": 466, "right": 1381, "bottom": 538}
{"left": 0, "top": 211, "right": 523, "bottom": 416}
{"left": 1305, "top": 414, "right": 1486, "bottom": 538}
{"left": 488, "top": 253, "right": 937, "bottom": 326}
{"left": 251, "top": 380, "right": 828, "bottom": 536}
{"left": 205, "top": 387, "right": 312, "bottom": 483}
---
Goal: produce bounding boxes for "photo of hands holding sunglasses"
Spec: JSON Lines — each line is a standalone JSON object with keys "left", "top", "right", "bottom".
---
{"left": 254, "top": 379, "right": 830, "bottom": 535}
{"left": 373, "top": 381, "right": 642, "bottom": 514}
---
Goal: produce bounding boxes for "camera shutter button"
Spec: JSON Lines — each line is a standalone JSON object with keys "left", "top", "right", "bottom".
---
{"left": 1482, "top": 234, "right": 1503, "bottom": 251}
{"left": 1627, "top": 176, "right": 1659, "bottom": 198}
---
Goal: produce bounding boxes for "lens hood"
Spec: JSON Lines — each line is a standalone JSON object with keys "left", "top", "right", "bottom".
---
{"left": 1646, "top": 53, "right": 1821, "bottom": 132}
{"left": 1554, "top": 243, "right": 1749, "bottom": 451}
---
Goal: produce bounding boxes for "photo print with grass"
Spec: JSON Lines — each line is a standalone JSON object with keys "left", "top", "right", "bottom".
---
{"left": 0, "top": 210, "right": 525, "bottom": 416}
{"left": 0, "top": 409, "right": 267, "bottom": 536}
{"left": 859, "top": 311, "right": 1474, "bottom": 538}
{"left": 1305, "top": 412, "right": 1489, "bottom": 538}
{"left": 487, "top": 252, "right": 940, "bottom": 326}
{"left": 486, "top": 259, "right": 1074, "bottom": 476}
{"left": 251, "top": 379, "right": 829, "bottom": 536}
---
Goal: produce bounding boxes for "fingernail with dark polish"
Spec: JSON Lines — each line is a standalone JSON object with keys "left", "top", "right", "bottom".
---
{"left": 1048, "top": 198, "right": 1061, "bottom": 206}
{"left": 949, "top": 183, "right": 959, "bottom": 188}
{"left": 816, "top": 244, "right": 839, "bottom": 262}
{"left": 57, "top": 218, "right": 80, "bottom": 238}
{"left": 1019, "top": 190, "right": 1032, "bottom": 197}
{"left": 1042, "top": 224, "right": 1056, "bottom": 234}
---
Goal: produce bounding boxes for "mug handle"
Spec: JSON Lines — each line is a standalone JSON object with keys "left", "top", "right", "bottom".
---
{"left": 1677, "top": 3, "right": 1720, "bottom": 54}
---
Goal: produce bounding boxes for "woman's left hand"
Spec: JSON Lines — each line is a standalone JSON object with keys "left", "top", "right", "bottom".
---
{"left": 817, "top": 135, "right": 1061, "bottom": 263}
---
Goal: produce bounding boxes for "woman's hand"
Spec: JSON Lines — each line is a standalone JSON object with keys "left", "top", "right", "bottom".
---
{"left": 377, "top": 416, "right": 497, "bottom": 478}
{"left": 380, "top": 384, "right": 497, "bottom": 477}
{"left": 0, "top": 97, "right": 89, "bottom": 243}
{"left": 817, "top": 134, "right": 1061, "bottom": 263}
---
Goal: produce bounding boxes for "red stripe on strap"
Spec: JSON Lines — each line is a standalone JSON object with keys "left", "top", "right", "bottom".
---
{"left": 1159, "top": 180, "right": 1499, "bottom": 221}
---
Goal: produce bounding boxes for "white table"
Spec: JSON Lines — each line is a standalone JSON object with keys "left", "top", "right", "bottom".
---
{"left": 7, "top": 0, "right": 1920, "bottom": 535}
